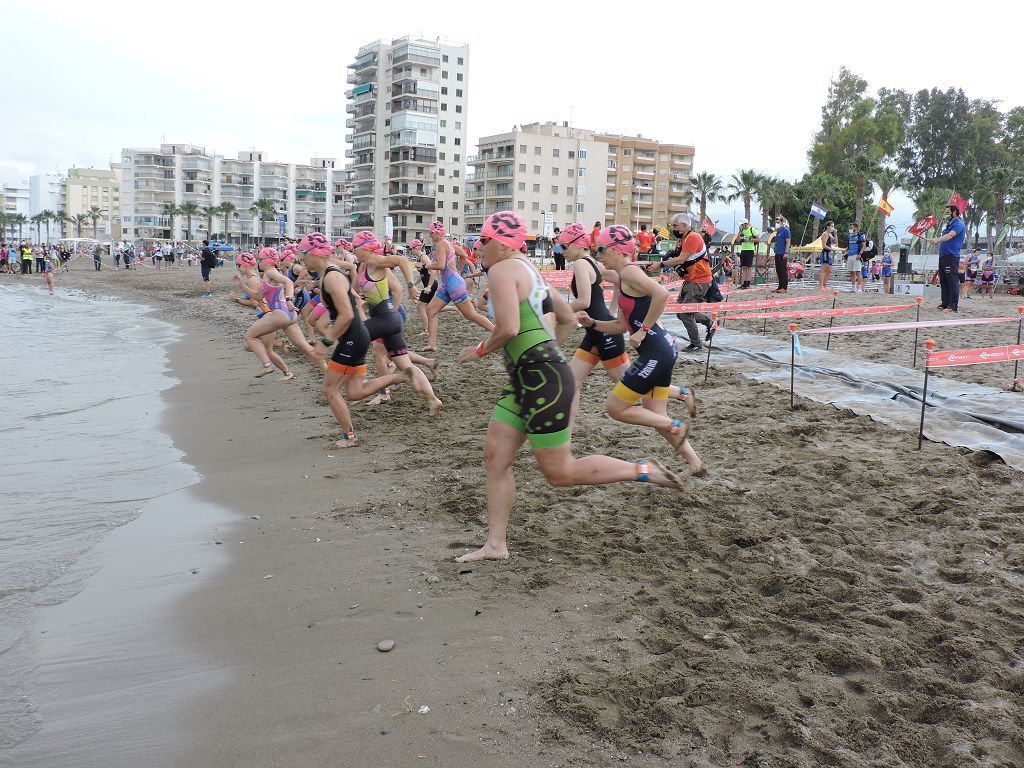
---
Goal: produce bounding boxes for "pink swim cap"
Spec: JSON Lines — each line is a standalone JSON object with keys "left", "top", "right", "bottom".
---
{"left": 482, "top": 211, "right": 529, "bottom": 250}
{"left": 597, "top": 225, "right": 635, "bottom": 256}
{"left": 299, "top": 232, "right": 333, "bottom": 258}
{"left": 257, "top": 247, "right": 280, "bottom": 265}
{"left": 428, "top": 221, "right": 445, "bottom": 235}
{"left": 351, "top": 231, "right": 383, "bottom": 254}
{"left": 235, "top": 251, "right": 256, "bottom": 268}
{"left": 408, "top": 239, "right": 424, "bottom": 250}
{"left": 558, "top": 222, "right": 591, "bottom": 249}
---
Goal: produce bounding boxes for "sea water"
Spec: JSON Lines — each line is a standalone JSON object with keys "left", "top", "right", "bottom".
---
{"left": 0, "top": 283, "right": 199, "bottom": 749}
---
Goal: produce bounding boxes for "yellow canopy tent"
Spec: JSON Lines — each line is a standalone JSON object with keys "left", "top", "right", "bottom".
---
{"left": 791, "top": 235, "right": 825, "bottom": 254}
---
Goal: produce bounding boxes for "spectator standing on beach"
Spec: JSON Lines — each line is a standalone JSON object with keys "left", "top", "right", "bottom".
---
{"left": 772, "top": 216, "right": 791, "bottom": 292}
{"left": 928, "top": 204, "right": 966, "bottom": 313}
{"left": 174, "top": 241, "right": 185, "bottom": 267}
{"left": 737, "top": 219, "right": 758, "bottom": 289}
{"left": 636, "top": 225, "right": 655, "bottom": 260}
{"left": 846, "top": 224, "right": 865, "bottom": 292}
{"left": 200, "top": 240, "right": 217, "bottom": 297}
{"left": 34, "top": 244, "right": 46, "bottom": 275}
{"left": 92, "top": 241, "right": 102, "bottom": 271}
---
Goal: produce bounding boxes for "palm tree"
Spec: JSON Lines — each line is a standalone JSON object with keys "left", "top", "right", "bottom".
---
{"left": 728, "top": 169, "right": 760, "bottom": 225}
{"left": 30, "top": 213, "right": 45, "bottom": 242}
{"left": 0, "top": 212, "right": 8, "bottom": 242}
{"left": 161, "top": 202, "right": 180, "bottom": 240}
{"left": 72, "top": 213, "right": 89, "bottom": 238}
{"left": 178, "top": 201, "right": 201, "bottom": 242}
{"left": 250, "top": 198, "right": 277, "bottom": 245}
{"left": 87, "top": 205, "right": 107, "bottom": 239}
{"left": 200, "top": 204, "right": 221, "bottom": 240}
{"left": 979, "top": 166, "right": 1015, "bottom": 254}
{"left": 803, "top": 173, "right": 846, "bottom": 243}
{"left": 10, "top": 213, "right": 28, "bottom": 243}
{"left": 38, "top": 209, "right": 56, "bottom": 243}
{"left": 219, "top": 202, "right": 238, "bottom": 243}
{"left": 689, "top": 171, "right": 726, "bottom": 225}
{"left": 55, "top": 210, "right": 71, "bottom": 239}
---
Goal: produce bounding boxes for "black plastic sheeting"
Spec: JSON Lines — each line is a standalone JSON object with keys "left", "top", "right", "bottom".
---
{"left": 662, "top": 321, "right": 1024, "bottom": 471}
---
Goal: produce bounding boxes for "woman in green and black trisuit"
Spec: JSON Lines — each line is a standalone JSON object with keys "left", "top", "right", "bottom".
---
{"left": 455, "top": 211, "right": 687, "bottom": 563}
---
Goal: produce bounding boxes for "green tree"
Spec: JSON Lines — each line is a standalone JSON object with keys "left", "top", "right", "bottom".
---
{"left": 200, "top": 204, "right": 221, "bottom": 239}
{"left": 219, "top": 202, "right": 238, "bottom": 242}
{"left": 0, "top": 212, "right": 8, "bottom": 242}
{"left": 727, "top": 169, "right": 760, "bottom": 225}
{"left": 871, "top": 168, "right": 907, "bottom": 251}
{"left": 30, "top": 213, "right": 45, "bottom": 242}
{"left": 912, "top": 187, "right": 953, "bottom": 252}
{"left": 87, "top": 205, "right": 107, "bottom": 239}
{"left": 799, "top": 172, "right": 849, "bottom": 243}
{"left": 72, "top": 213, "right": 89, "bottom": 238}
{"left": 689, "top": 171, "right": 726, "bottom": 225}
{"left": 55, "top": 210, "right": 70, "bottom": 239}
{"left": 161, "top": 202, "right": 180, "bottom": 239}
{"left": 10, "top": 213, "right": 28, "bottom": 242}
{"left": 38, "top": 209, "right": 56, "bottom": 243}
{"left": 178, "top": 201, "right": 201, "bottom": 242}
{"left": 978, "top": 166, "right": 1015, "bottom": 254}
{"left": 250, "top": 198, "right": 277, "bottom": 245}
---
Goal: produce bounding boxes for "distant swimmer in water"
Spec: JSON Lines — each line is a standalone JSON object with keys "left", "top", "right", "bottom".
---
{"left": 455, "top": 211, "right": 687, "bottom": 563}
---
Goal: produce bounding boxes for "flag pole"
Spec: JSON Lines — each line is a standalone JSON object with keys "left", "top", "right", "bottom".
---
{"left": 704, "top": 312, "right": 716, "bottom": 384}
{"left": 917, "top": 339, "right": 935, "bottom": 450}
{"left": 1014, "top": 306, "right": 1024, "bottom": 382}
{"left": 912, "top": 297, "right": 923, "bottom": 367}
{"left": 790, "top": 323, "right": 798, "bottom": 409}
{"left": 799, "top": 212, "right": 812, "bottom": 247}
{"left": 825, "top": 289, "right": 839, "bottom": 350}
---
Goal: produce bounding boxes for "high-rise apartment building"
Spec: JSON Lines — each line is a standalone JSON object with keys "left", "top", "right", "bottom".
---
{"left": 120, "top": 144, "right": 351, "bottom": 243}
{"left": 465, "top": 122, "right": 610, "bottom": 236}
{"left": 346, "top": 36, "right": 468, "bottom": 244}
{"left": 29, "top": 173, "right": 64, "bottom": 217}
{"left": 65, "top": 165, "right": 122, "bottom": 237}
{"left": 596, "top": 133, "right": 695, "bottom": 231}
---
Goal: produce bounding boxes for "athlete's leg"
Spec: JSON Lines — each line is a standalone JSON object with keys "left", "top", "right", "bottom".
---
{"left": 343, "top": 368, "right": 408, "bottom": 403}
{"left": 643, "top": 395, "right": 703, "bottom": 473}
{"left": 321, "top": 370, "right": 355, "bottom": 441}
{"left": 454, "top": 298, "right": 495, "bottom": 331}
{"left": 260, "top": 333, "right": 289, "bottom": 374}
{"left": 425, "top": 294, "right": 448, "bottom": 349}
{"left": 391, "top": 354, "right": 442, "bottom": 415}
{"left": 533, "top": 442, "right": 684, "bottom": 489}
{"left": 244, "top": 314, "right": 289, "bottom": 367}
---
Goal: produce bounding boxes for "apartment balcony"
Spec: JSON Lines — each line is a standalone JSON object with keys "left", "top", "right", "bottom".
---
{"left": 388, "top": 197, "right": 435, "bottom": 213}
{"left": 350, "top": 213, "right": 374, "bottom": 229}
{"left": 668, "top": 202, "right": 687, "bottom": 212}
{"left": 351, "top": 186, "right": 375, "bottom": 199}
{"left": 634, "top": 169, "right": 655, "bottom": 178}
{"left": 345, "top": 118, "right": 356, "bottom": 128}
{"left": 392, "top": 51, "right": 440, "bottom": 67}
{"left": 388, "top": 166, "right": 436, "bottom": 181}
{"left": 483, "top": 152, "right": 515, "bottom": 162}
{"left": 466, "top": 189, "right": 485, "bottom": 200}
{"left": 491, "top": 187, "right": 513, "bottom": 199}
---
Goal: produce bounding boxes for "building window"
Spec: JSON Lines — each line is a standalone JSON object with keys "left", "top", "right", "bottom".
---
{"left": 440, "top": 153, "right": 446, "bottom": 161}
{"left": 519, "top": 144, "right": 527, "bottom": 153}
{"left": 443, "top": 54, "right": 449, "bottom": 62}
{"left": 441, "top": 86, "right": 448, "bottom": 95}
{"left": 660, "top": 153, "right": 669, "bottom": 161}
{"left": 438, "top": 185, "right": 445, "bottom": 193}
{"left": 438, "top": 168, "right": 445, "bottom": 176}
{"left": 453, "top": 185, "right": 459, "bottom": 194}
{"left": 547, "top": 204, "right": 556, "bottom": 212}
{"left": 453, "top": 202, "right": 459, "bottom": 210}
{"left": 623, "top": 148, "right": 632, "bottom": 156}
{"left": 416, "top": 215, "right": 423, "bottom": 223}
{"left": 579, "top": 150, "right": 588, "bottom": 159}
{"left": 531, "top": 220, "right": 539, "bottom": 230}
{"left": 578, "top": 168, "right": 585, "bottom": 177}
{"left": 533, "top": 146, "right": 541, "bottom": 155}
{"left": 452, "top": 217, "right": 459, "bottom": 225}
{"left": 608, "top": 160, "right": 617, "bottom": 170}
{"left": 455, "top": 121, "right": 462, "bottom": 129}
{"left": 454, "top": 138, "right": 461, "bottom": 146}
{"left": 458, "top": 57, "right": 464, "bottom": 64}
{"left": 577, "top": 203, "right": 585, "bottom": 213}
{"left": 440, "top": 136, "right": 446, "bottom": 144}
{"left": 552, "top": 167, "right": 559, "bottom": 177}
{"left": 438, "top": 201, "right": 444, "bottom": 208}
{"left": 567, "top": 168, "right": 574, "bottom": 177}
{"left": 551, "top": 185, "right": 558, "bottom": 194}
{"left": 442, "top": 70, "right": 448, "bottom": 78}
{"left": 566, "top": 205, "right": 572, "bottom": 214}
{"left": 519, "top": 163, "right": 526, "bottom": 172}
{"left": 566, "top": 187, "right": 573, "bottom": 196}
{"left": 659, "top": 168, "right": 668, "bottom": 175}
{"left": 518, "top": 182, "right": 526, "bottom": 191}
{"left": 455, "top": 105, "right": 462, "bottom": 113}
{"left": 659, "top": 182, "right": 668, "bottom": 190}
{"left": 568, "top": 151, "right": 575, "bottom": 159}
{"left": 441, "top": 103, "right": 447, "bottom": 111}
{"left": 517, "top": 201, "right": 525, "bottom": 210}
{"left": 532, "top": 165, "right": 540, "bottom": 174}
{"left": 533, "top": 183, "right": 540, "bottom": 193}
{"left": 456, "top": 89, "right": 463, "bottom": 97}
{"left": 456, "top": 73, "right": 463, "bottom": 81}
{"left": 552, "top": 148, "right": 560, "bottom": 158}
{"left": 453, "top": 170, "right": 459, "bottom": 177}
{"left": 532, "top": 201, "right": 540, "bottom": 211}
{"left": 440, "top": 120, "right": 447, "bottom": 127}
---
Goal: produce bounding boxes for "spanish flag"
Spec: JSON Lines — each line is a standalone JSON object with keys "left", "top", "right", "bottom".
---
{"left": 877, "top": 197, "right": 894, "bottom": 217}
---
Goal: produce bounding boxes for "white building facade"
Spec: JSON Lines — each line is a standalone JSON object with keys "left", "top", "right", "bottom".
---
{"left": 466, "top": 123, "right": 610, "bottom": 237}
{"left": 346, "top": 36, "right": 468, "bottom": 244}
{"left": 120, "top": 144, "right": 351, "bottom": 243}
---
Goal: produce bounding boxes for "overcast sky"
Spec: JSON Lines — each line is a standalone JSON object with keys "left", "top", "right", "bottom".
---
{"left": 3, "top": 0, "right": 1021, "bottom": 236}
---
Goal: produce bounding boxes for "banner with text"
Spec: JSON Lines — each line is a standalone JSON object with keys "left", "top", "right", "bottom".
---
{"left": 926, "top": 344, "right": 1024, "bottom": 368}
{"left": 726, "top": 304, "right": 915, "bottom": 321}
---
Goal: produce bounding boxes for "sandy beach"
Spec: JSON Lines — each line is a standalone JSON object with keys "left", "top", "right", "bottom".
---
{"left": 6, "top": 258, "right": 1024, "bottom": 767}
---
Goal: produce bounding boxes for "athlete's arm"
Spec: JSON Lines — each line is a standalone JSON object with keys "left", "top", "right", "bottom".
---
{"left": 386, "top": 269, "right": 405, "bottom": 305}
{"left": 569, "top": 258, "right": 593, "bottom": 312}
{"left": 425, "top": 242, "right": 447, "bottom": 271}
{"left": 376, "top": 253, "right": 415, "bottom": 285}
{"left": 547, "top": 288, "right": 577, "bottom": 345}
{"left": 267, "top": 266, "right": 295, "bottom": 302}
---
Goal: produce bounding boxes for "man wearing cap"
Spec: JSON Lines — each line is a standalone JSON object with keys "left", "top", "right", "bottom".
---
{"left": 738, "top": 219, "right": 759, "bottom": 289}
{"left": 648, "top": 213, "right": 713, "bottom": 352}
{"left": 927, "top": 204, "right": 967, "bottom": 313}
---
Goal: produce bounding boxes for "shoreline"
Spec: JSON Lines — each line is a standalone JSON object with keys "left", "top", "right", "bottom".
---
{"left": 3, "top": 259, "right": 1024, "bottom": 766}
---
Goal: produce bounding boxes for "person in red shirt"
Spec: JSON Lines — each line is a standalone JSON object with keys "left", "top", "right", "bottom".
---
{"left": 636, "top": 225, "right": 655, "bottom": 258}
{"left": 590, "top": 222, "right": 601, "bottom": 254}
{"left": 647, "top": 214, "right": 714, "bottom": 352}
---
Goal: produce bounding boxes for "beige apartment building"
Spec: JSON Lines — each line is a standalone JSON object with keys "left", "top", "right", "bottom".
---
{"left": 465, "top": 122, "right": 610, "bottom": 236}
{"left": 597, "top": 133, "right": 695, "bottom": 231}
{"left": 65, "top": 164, "right": 122, "bottom": 238}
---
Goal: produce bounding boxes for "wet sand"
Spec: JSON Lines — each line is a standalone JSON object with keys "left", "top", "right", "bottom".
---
{"left": 11, "top": 259, "right": 1024, "bottom": 767}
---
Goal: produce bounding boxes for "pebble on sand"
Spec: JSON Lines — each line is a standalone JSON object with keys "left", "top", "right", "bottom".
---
{"left": 377, "top": 639, "right": 396, "bottom": 653}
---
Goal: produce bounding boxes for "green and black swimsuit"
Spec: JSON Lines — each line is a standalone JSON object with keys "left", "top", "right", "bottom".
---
{"left": 490, "top": 258, "right": 574, "bottom": 449}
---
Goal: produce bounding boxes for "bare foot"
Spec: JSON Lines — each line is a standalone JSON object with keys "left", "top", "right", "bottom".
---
{"left": 279, "top": 371, "right": 294, "bottom": 382}
{"left": 400, "top": 368, "right": 416, "bottom": 386}
{"left": 423, "top": 346, "right": 438, "bottom": 352}
{"left": 455, "top": 543, "right": 509, "bottom": 562}
{"left": 429, "top": 398, "right": 443, "bottom": 416}
{"left": 255, "top": 364, "right": 274, "bottom": 378}
{"left": 642, "top": 457, "right": 687, "bottom": 491}
{"left": 667, "top": 420, "right": 691, "bottom": 454}
{"left": 424, "top": 358, "right": 439, "bottom": 381}
{"left": 683, "top": 462, "right": 708, "bottom": 479}
{"left": 680, "top": 389, "right": 697, "bottom": 418}
{"left": 366, "top": 388, "right": 391, "bottom": 407}
{"left": 328, "top": 436, "right": 357, "bottom": 449}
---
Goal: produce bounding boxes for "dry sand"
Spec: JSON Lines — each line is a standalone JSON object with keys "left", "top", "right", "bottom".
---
{"left": 17, "top": 259, "right": 1024, "bottom": 767}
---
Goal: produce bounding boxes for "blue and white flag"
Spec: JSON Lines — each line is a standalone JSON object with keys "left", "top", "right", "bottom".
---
{"left": 810, "top": 202, "right": 828, "bottom": 221}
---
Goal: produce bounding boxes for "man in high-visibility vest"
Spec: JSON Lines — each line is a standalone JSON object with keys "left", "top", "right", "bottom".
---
{"left": 738, "top": 219, "right": 759, "bottom": 289}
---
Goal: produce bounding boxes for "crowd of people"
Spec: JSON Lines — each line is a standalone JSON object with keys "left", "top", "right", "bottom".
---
{"left": 219, "top": 212, "right": 711, "bottom": 561}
